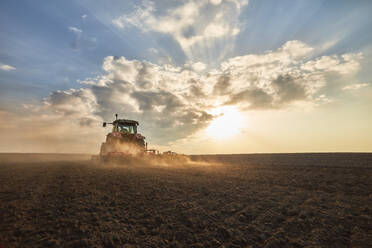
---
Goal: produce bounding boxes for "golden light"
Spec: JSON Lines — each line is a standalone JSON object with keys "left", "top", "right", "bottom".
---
{"left": 206, "top": 106, "right": 244, "bottom": 139}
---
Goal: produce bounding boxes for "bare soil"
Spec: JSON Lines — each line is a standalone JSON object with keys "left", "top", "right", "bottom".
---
{"left": 0, "top": 153, "right": 371, "bottom": 247}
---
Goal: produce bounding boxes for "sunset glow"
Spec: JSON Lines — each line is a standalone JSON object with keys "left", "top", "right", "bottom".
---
{"left": 206, "top": 106, "right": 244, "bottom": 139}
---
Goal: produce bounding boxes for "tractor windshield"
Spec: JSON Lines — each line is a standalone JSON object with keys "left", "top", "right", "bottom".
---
{"left": 117, "top": 123, "right": 136, "bottom": 134}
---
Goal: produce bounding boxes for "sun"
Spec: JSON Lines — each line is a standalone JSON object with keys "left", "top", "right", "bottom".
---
{"left": 205, "top": 106, "right": 244, "bottom": 139}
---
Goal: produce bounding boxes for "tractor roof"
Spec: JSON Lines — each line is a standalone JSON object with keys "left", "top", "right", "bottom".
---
{"left": 113, "top": 119, "right": 139, "bottom": 125}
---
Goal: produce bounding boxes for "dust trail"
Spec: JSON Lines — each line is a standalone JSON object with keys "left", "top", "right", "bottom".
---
{"left": 97, "top": 154, "right": 221, "bottom": 169}
{"left": 112, "top": 142, "right": 144, "bottom": 156}
{"left": 100, "top": 139, "right": 219, "bottom": 168}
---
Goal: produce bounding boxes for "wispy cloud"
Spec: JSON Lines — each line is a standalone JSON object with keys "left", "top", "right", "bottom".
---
{"left": 68, "top": 26, "right": 96, "bottom": 50}
{"left": 343, "top": 83, "right": 369, "bottom": 91}
{"left": 68, "top": 26, "right": 82, "bottom": 34}
{"left": 68, "top": 26, "right": 82, "bottom": 50}
{"left": 112, "top": 0, "right": 248, "bottom": 61}
{"left": 0, "top": 64, "right": 16, "bottom": 71}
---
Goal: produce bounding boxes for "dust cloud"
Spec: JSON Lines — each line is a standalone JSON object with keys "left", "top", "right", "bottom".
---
{"left": 97, "top": 153, "right": 216, "bottom": 169}
{"left": 0, "top": 110, "right": 103, "bottom": 154}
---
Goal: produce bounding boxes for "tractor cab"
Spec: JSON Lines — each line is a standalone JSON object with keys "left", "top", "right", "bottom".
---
{"left": 101, "top": 115, "right": 146, "bottom": 155}
{"left": 112, "top": 119, "right": 138, "bottom": 134}
{"left": 103, "top": 114, "right": 139, "bottom": 135}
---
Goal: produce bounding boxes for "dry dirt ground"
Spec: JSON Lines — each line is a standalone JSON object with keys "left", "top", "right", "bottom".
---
{"left": 0, "top": 153, "right": 371, "bottom": 247}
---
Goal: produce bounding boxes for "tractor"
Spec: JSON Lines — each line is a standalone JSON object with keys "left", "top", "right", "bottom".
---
{"left": 93, "top": 114, "right": 147, "bottom": 163}
{"left": 92, "top": 114, "right": 186, "bottom": 164}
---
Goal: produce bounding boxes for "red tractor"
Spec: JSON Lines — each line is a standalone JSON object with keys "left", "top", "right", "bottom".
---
{"left": 93, "top": 114, "right": 147, "bottom": 163}
{"left": 92, "top": 114, "right": 187, "bottom": 164}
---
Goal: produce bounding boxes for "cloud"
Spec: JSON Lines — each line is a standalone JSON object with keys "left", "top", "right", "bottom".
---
{"left": 148, "top": 47, "right": 158, "bottom": 54}
{"left": 213, "top": 75, "right": 231, "bottom": 95}
{"left": 68, "top": 26, "right": 96, "bottom": 50}
{"left": 301, "top": 53, "right": 362, "bottom": 74}
{"left": 50, "top": 40, "right": 363, "bottom": 131}
{"left": 191, "top": 62, "right": 206, "bottom": 72}
{"left": 68, "top": 26, "right": 82, "bottom": 49}
{"left": 272, "top": 75, "right": 308, "bottom": 104}
{"left": 343, "top": 83, "right": 369, "bottom": 90}
{"left": 43, "top": 88, "right": 97, "bottom": 117}
{"left": 68, "top": 26, "right": 82, "bottom": 34}
{"left": 0, "top": 64, "right": 16, "bottom": 71}
{"left": 225, "top": 88, "right": 274, "bottom": 109}
{"left": 210, "top": 0, "right": 223, "bottom": 5}
{"left": 112, "top": 0, "right": 248, "bottom": 59}
{"left": 0, "top": 40, "right": 363, "bottom": 152}
{"left": 218, "top": 40, "right": 361, "bottom": 109}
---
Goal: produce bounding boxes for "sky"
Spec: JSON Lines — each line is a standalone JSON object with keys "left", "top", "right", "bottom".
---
{"left": 0, "top": 0, "right": 371, "bottom": 154}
